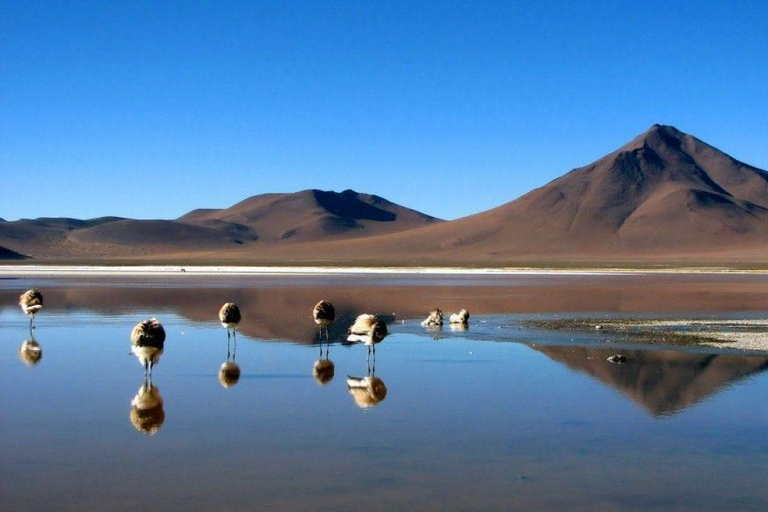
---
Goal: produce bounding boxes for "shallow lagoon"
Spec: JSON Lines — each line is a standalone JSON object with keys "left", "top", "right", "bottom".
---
{"left": 2, "top": 273, "right": 768, "bottom": 511}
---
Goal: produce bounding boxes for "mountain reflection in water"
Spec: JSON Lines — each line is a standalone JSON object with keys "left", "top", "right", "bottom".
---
{"left": 2, "top": 273, "right": 768, "bottom": 345}
{"left": 3, "top": 275, "right": 768, "bottom": 512}
{"left": 535, "top": 346, "right": 768, "bottom": 416}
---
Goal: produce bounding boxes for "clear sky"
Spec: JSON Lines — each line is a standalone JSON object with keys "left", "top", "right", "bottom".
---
{"left": 2, "top": 0, "right": 767, "bottom": 221}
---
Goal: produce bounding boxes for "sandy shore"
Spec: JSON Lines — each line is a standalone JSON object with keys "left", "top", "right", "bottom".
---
{"left": 2, "top": 264, "right": 768, "bottom": 277}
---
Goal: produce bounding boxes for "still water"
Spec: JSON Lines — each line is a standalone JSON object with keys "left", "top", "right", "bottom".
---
{"left": 2, "top": 274, "right": 768, "bottom": 511}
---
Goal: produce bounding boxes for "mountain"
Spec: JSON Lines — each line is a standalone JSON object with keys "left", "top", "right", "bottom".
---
{"left": 314, "top": 124, "right": 768, "bottom": 265}
{"left": 2, "top": 125, "right": 767, "bottom": 265}
{"left": 178, "top": 189, "right": 440, "bottom": 242}
{"left": 0, "top": 190, "right": 440, "bottom": 260}
{"left": 488, "top": 124, "right": 768, "bottom": 254}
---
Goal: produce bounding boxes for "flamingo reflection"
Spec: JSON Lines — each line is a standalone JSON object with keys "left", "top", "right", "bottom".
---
{"left": 19, "top": 336, "right": 43, "bottom": 366}
{"left": 449, "top": 322, "right": 468, "bottom": 333}
{"left": 313, "top": 336, "right": 335, "bottom": 385}
{"left": 130, "top": 377, "right": 165, "bottom": 435}
{"left": 347, "top": 375, "right": 387, "bottom": 408}
{"left": 218, "top": 327, "right": 241, "bottom": 388}
{"left": 347, "top": 351, "right": 387, "bottom": 409}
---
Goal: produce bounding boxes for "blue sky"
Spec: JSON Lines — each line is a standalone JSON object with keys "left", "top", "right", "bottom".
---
{"left": 2, "top": 0, "right": 767, "bottom": 221}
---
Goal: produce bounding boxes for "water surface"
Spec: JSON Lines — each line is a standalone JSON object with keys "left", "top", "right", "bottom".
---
{"left": 2, "top": 274, "right": 768, "bottom": 511}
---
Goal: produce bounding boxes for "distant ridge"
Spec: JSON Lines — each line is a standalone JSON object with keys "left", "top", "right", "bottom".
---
{"left": 178, "top": 188, "right": 440, "bottom": 243}
{"left": 2, "top": 126, "right": 767, "bottom": 266}
{"left": 0, "top": 189, "right": 441, "bottom": 260}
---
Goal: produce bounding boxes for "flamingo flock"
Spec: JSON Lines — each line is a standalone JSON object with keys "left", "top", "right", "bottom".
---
{"left": 14, "top": 287, "right": 474, "bottom": 420}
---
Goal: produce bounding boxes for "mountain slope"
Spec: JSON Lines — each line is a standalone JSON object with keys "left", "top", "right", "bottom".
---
{"left": 179, "top": 189, "right": 441, "bottom": 243}
{"left": 0, "top": 189, "right": 440, "bottom": 260}
{"left": 0, "top": 245, "right": 28, "bottom": 260}
{"left": 2, "top": 125, "right": 767, "bottom": 265}
{"left": 310, "top": 124, "right": 768, "bottom": 263}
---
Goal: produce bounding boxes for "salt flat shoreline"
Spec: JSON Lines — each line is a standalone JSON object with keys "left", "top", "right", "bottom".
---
{"left": 529, "top": 318, "right": 768, "bottom": 353}
{"left": 1, "top": 264, "right": 767, "bottom": 277}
